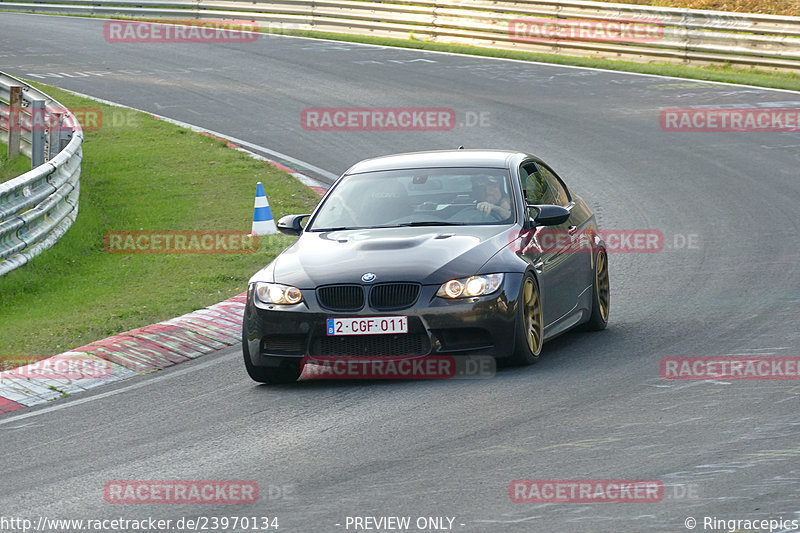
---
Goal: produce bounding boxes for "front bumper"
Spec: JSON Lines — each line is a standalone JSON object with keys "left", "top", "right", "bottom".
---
{"left": 243, "top": 273, "right": 524, "bottom": 367}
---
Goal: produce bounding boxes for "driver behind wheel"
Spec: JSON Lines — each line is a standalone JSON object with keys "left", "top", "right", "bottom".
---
{"left": 471, "top": 175, "right": 511, "bottom": 220}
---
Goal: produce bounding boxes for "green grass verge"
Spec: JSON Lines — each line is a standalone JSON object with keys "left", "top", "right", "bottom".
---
{"left": 0, "top": 142, "right": 31, "bottom": 183}
{"left": 0, "top": 82, "right": 321, "bottom": 357}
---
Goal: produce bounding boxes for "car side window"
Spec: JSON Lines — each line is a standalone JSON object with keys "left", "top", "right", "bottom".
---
{"left": 520, "top": 163, "right": 547, "bottom": 204}
{"left": 537, "top": 165, "right": 570, "bottom": 207}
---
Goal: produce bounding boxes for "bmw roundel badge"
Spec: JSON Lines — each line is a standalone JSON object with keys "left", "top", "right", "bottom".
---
{"left": 361, "top": 272, "right": 376, "bottom": 282}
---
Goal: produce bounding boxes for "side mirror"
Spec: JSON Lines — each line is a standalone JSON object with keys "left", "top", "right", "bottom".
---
{"left": 527, "top": 204, "right": 570, "bottom": 227}
{"left": 276, "top": 214, "right": 310, "bottom": 236}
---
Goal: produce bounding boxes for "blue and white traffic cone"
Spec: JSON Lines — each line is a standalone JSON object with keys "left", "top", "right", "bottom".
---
{"left": 251, "top": 181, "right": 278, "bottom": 235}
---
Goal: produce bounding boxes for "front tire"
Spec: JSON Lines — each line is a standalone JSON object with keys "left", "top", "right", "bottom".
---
{"left": 584, "top": 248, "right": 610, "bottom": 331}
{"left": 507, "top": 272, "right": 543, "bottom": 366}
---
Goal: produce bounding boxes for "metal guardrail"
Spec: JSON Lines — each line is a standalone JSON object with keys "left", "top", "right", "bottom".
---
{"left": 0, "top": 72, "right": 83, "bottom": 277}
{"left": 1, "top": 0, "right": 799, "bottom": 70}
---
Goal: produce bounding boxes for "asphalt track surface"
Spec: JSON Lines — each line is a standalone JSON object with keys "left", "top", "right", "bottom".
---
{"left": 2, "top": 13, "right": 800, "bottom": 533}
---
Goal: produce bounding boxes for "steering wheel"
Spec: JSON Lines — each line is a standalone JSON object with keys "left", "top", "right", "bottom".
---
{"left": 450, "top": 204, "right": 503, "bottom": 223}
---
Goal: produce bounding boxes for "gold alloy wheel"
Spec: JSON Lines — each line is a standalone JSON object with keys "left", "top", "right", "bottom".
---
{"left": 523, "top": 277, "right": 543, "bottom": 356}
{"left": 596, "top": 250, "right": 610, "bottom": 322}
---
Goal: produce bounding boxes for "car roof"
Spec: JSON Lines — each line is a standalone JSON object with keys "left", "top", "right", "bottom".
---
{"left": 344, "top": 149, "right": 537, "bottom": 174}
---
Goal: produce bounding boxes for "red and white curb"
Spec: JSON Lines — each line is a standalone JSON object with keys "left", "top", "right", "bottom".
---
{"left": 0, "top": 293, "right": 246, "bottom": 414}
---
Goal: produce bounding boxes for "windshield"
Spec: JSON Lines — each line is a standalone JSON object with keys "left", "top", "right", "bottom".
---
{"left": 308, "top": 167, "right": 515, "bottom": 230}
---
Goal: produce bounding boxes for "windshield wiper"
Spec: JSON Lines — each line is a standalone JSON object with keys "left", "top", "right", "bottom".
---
{"left": 308, "top": 226, "right": 358, "bottom": 232}
{"left": 311, "top": 222, "right": 463, "bottom": 231}
{"left": 395, "top": 221, "right": 464, "bottom": 227}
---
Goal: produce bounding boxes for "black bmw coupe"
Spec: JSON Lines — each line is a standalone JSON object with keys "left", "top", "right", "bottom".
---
{"left": 243, "top": 149, "right": 609, "bottom": 383}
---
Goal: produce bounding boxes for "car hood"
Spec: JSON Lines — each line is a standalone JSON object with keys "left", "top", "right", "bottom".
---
{"left": 251, "top": 226, "right": 514, "bottom": 287}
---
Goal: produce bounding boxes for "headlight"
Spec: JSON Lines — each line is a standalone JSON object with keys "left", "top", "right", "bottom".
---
{"left": 253, "top": 282, "right": 303, "bottom": 304}
{"left": 436, "top": 274, "right": 504, "bottom": 298}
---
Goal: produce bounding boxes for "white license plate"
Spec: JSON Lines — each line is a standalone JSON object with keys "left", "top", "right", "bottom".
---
{"left": 327, "top": 316, "right": 408, "bottom": 336}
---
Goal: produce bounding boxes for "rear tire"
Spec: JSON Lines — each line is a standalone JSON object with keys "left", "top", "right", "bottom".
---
{"left": 506, "top": 272, "right": 543, "bottom": 366}
{"left": 584, "top": 248, "right": 610, "bottom": 331}
{"left": 242, "top": 331, "right": 303, "bottom": 384}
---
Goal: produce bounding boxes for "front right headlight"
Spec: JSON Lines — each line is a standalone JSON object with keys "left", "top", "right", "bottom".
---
{"left": 253, "top": 282, "right": 303, "bottom": 304}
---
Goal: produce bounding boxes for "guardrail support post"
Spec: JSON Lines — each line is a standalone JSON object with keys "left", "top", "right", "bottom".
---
{"left": 7, "top": 86, "right": 21, "bottom": 159}
{"left": 30, "top": 99, "right": 46, "bottom": 168}
{"left": 48, "top": 111, "right": 64, "bottom": 161}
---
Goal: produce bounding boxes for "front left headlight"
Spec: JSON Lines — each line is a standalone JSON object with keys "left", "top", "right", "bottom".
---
{"left": 253, "top": 282, "right": 303, "bottom": 304}
{"left": 436, "top": 273, "right": 504, "bottom": 299}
